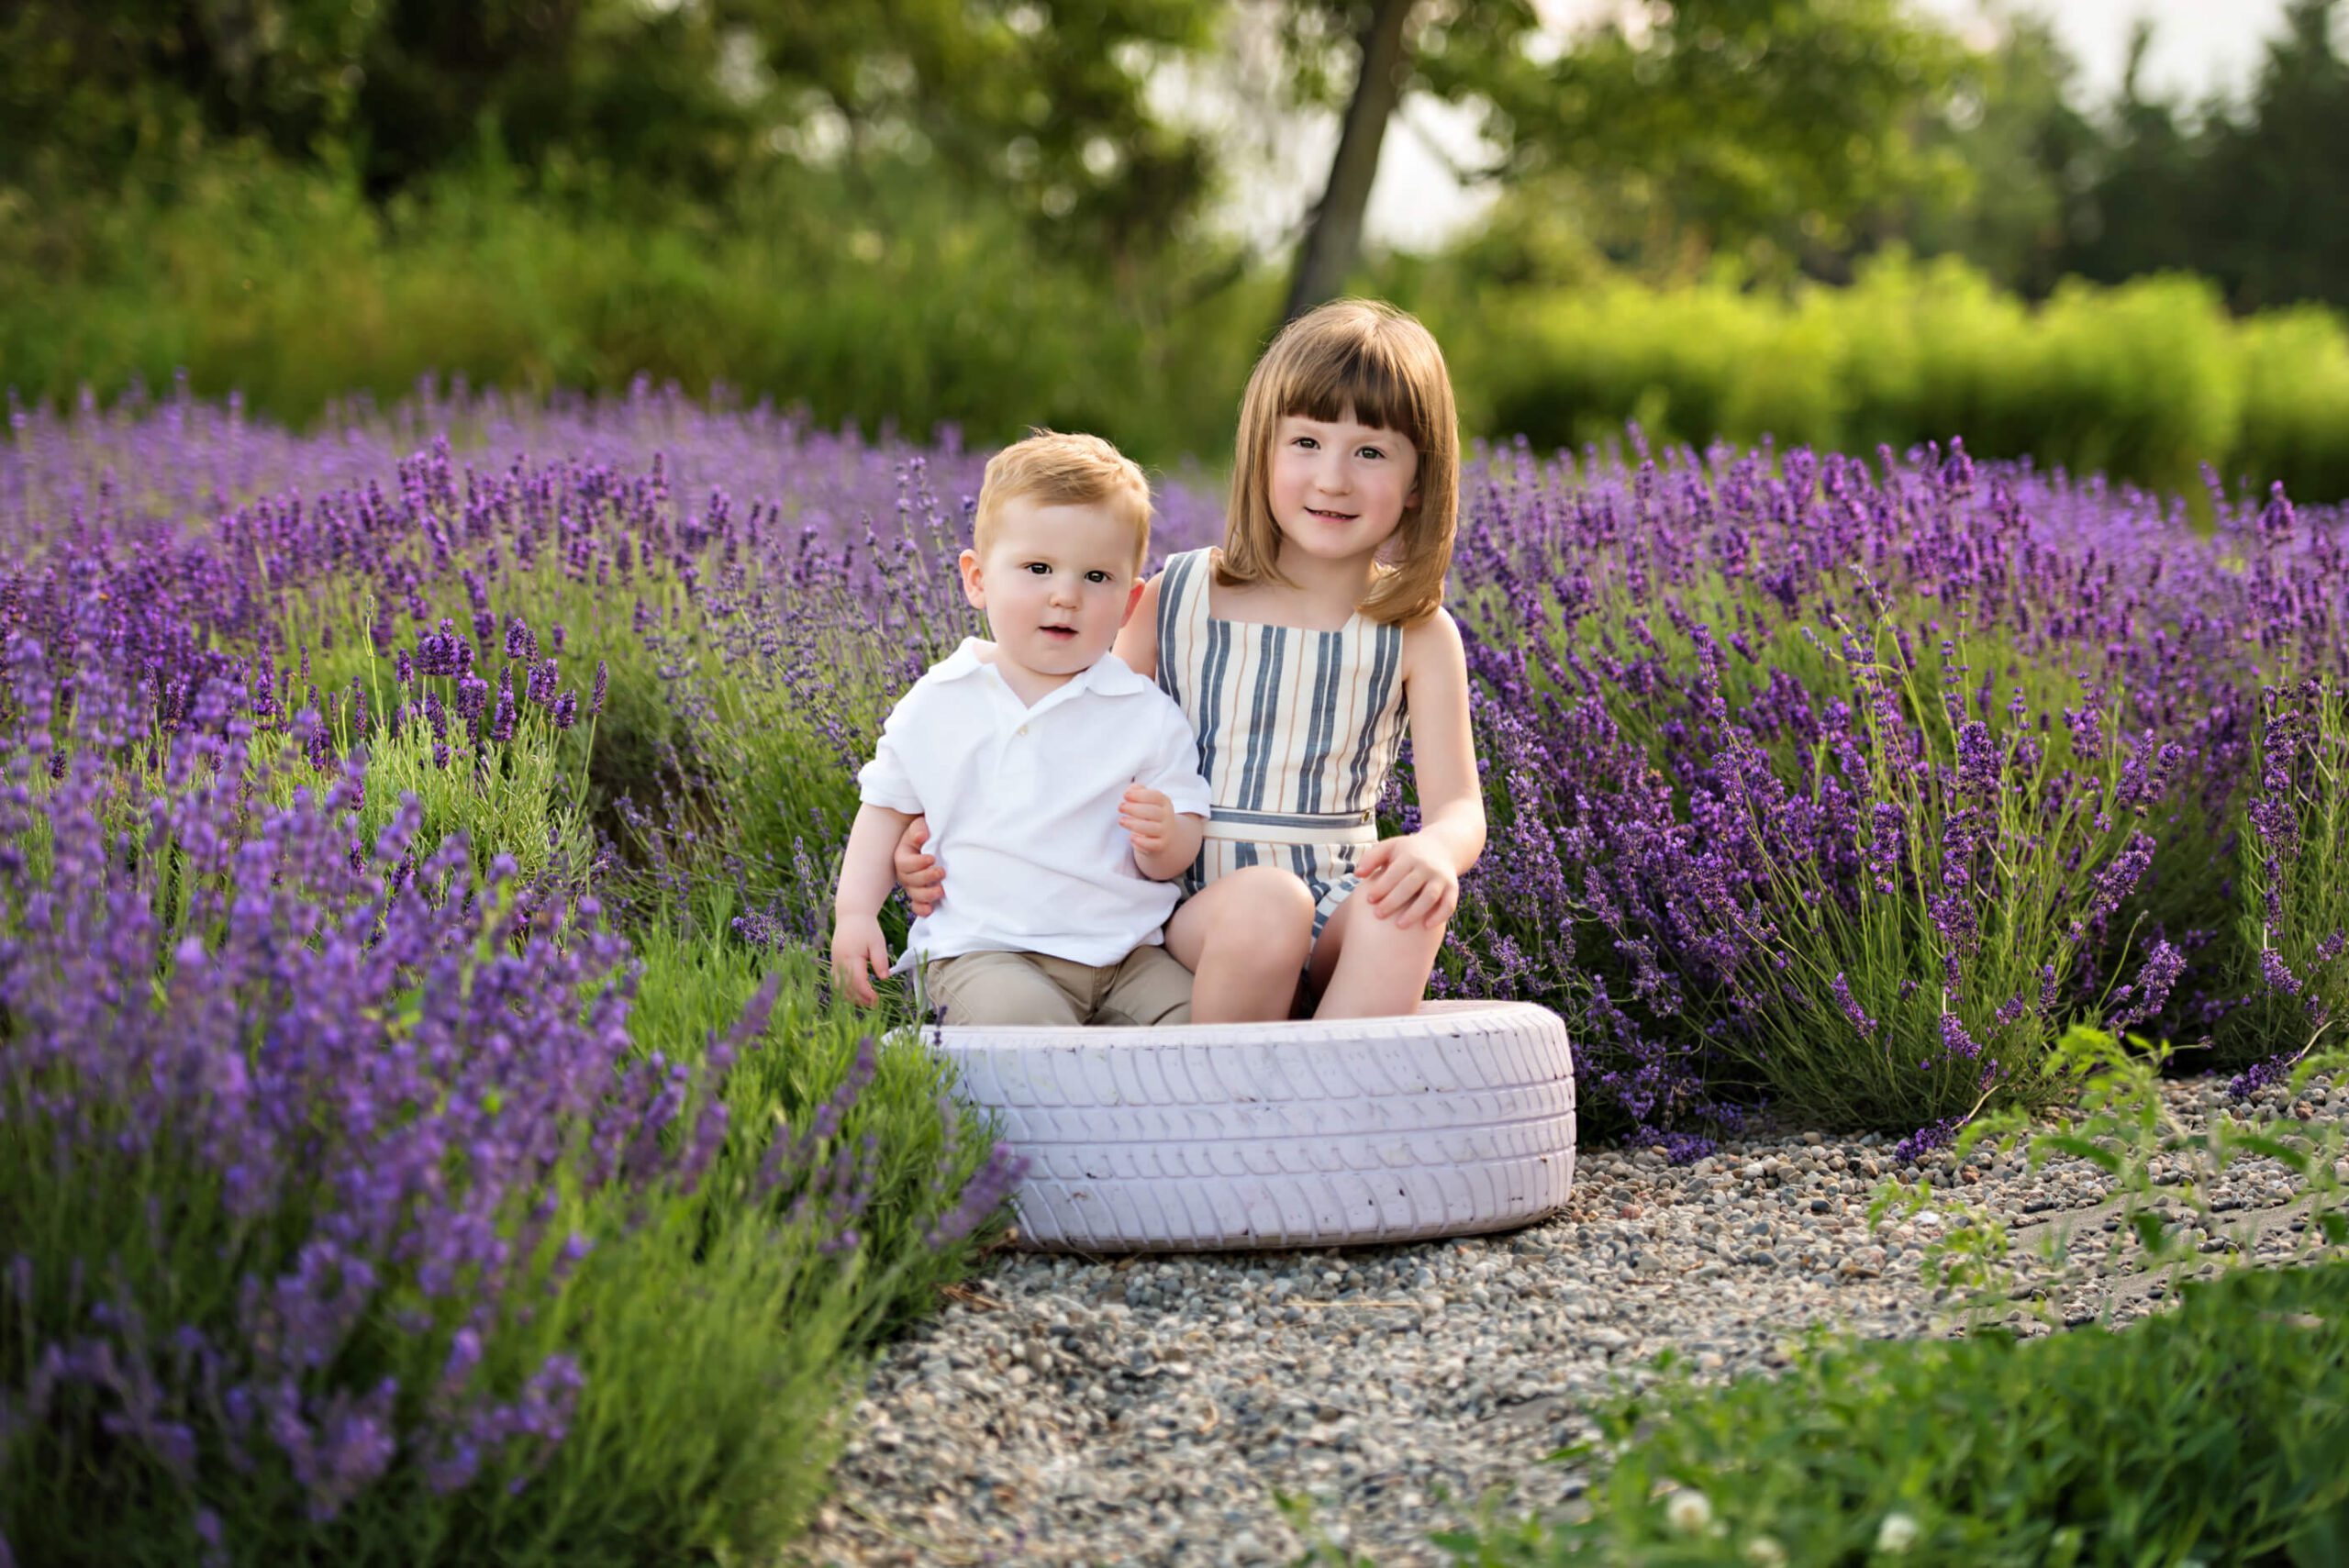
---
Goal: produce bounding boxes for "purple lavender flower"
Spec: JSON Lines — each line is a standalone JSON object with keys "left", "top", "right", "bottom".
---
{"left": 1831, "top": 972, "right": 1877, "bottom": 1039}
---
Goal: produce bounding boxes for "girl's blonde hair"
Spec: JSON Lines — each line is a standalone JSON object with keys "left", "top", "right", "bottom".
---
{"left": 1219, "top": 298, "right": 1459, "bottom": 626}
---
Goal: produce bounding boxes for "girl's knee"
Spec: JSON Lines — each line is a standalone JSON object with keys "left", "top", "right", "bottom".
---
{"left": 1208, "top": 868, "right": 1316, "bottom": 959}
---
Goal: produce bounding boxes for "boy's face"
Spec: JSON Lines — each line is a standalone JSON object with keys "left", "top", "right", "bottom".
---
{"left": 959, "top": 497, "right": 1146, "bottom": 690}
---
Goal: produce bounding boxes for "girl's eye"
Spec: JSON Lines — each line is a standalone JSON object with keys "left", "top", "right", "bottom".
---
{"left": 1357, "top": 447, "right": 1386, "bottom": 461}
{"left": 1291, "top": 436, "right": 1318, "bottom": 450}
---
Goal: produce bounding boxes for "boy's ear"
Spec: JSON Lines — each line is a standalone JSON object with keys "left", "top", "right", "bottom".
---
{"left": 1119, "top": 577, "right": 1146, "bottom": 628}
{"left": 958, "top": 548, "right": 985, "bottom": 609}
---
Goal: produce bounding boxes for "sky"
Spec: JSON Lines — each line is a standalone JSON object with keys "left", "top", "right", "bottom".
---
{"left": 1213, "top": 0, "right": 2304, "bottom": 252}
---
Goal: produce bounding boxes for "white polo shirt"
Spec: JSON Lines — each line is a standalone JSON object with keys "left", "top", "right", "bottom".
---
{"left": 857, "top": 639, "right": 1212, "bottom": 972}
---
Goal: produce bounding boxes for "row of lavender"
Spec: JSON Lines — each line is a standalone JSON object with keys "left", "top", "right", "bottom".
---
{"left": 4, "top": 381, "right": 2345, "bottom": 1554}
{"left": 11, "top": 378, "right": 2347, "bottom": 1135}
{"left": 1442, "top": 432, "right": 2349, "bottom": 1152}
{"left": 1, "top": 387, "right": 1027, "bottom": 1563}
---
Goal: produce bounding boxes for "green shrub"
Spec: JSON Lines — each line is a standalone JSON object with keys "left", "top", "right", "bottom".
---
{"left": 1453, "top": 1260, "right": 2349, "bottom": 1567}
{"left": 0, "top": 151, "right": 1265, "bottom": 474}
{"left": 1443, "top": 250, "right": 2345, "bottom": 502}
{"left": 12, "top": 153, "right": 2349, "bottom": 499}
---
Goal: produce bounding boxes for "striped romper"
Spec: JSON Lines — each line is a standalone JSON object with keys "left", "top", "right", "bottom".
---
{"left": 1153, "top": 547, "right": 1410, "bottom": 938}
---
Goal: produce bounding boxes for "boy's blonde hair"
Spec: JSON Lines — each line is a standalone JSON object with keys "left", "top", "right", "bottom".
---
{"left": 973, "top": 429, "right": 1153, "bottom": 574}
{"left": 1220, "top": 298, "right": 1459, "bottom": 626}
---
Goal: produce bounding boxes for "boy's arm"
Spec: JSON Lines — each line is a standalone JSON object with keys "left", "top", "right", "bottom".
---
{"left": 830, "top": 803, "right": 915, "bottom": 1006}
{"left": 1125, "top": 697, "right": 1212, "bottom": 882}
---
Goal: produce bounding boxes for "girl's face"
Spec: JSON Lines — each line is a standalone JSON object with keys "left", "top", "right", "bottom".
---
{"left": 1265, "top": 408, "right": 1419, "bottom": 569}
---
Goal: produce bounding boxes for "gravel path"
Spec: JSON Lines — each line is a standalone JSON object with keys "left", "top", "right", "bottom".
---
{"left": 796, "top": 1073, "right": 2344, "bottom": 1568}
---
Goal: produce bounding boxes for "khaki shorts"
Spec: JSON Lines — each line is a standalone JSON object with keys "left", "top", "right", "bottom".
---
{"left": 921, "top": 945, "right": 1194, "bottom": 1028}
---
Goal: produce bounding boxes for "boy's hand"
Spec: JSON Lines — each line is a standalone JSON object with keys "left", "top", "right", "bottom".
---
{"left": 893, "top": 815, "right": 942, "bottom": 917}
{"left": 829, "top": 914, "right": 894, "bottom": 1006}
{"left": 1119, "top": 784, "right": 1177, "bottom": 857}
{"left": 1357, "top": 833, "right": 1460, "bottom": 930}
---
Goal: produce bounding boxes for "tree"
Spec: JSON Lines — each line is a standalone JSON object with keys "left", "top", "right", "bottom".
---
{"left": 1284, "top": 0, "right": 1419, "bottom": 320}
{"left": 2065, "top": 0, "right": 2349, "bottom": 313}
{"left": 0, "top": 0, "right": 1223, "bottom": 258}
{"left": 1416, "top": 0, "right": 1967, "bottom": 283}
{"left": 2194, "top": 0, "right": 2349, "bottom": 310}
{"left": 1889, "top": 13, "right": 2101, "bottom": 298}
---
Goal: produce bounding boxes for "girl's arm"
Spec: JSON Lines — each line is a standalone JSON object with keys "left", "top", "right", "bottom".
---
{"left": 1357, "top": 607, "right": 1486, "bottom": 929}
{"left": 1401, "top": 607, "right": 1486, "bottom": 871}
{"left": 1112, "top": 571, "right": 1165, "bottom": 679}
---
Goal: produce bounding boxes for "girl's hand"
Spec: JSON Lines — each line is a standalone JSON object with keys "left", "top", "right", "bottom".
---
{"left": 829, "top": 914, "right": 893, "bottom": 1007}
{"left": 1356, "top": 833, "right": 1460, "bottom": 930}
{"left": 1118, "top": 784, "right": 1176, "bottom": 857}
{"left": 893, "top": 815, "right": 942, "bottom": 917}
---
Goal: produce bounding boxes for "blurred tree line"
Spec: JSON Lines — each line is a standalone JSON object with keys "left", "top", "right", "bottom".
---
{"left": 4, "top": 0, "right": 2346, "bottom": 495}
{"left": 6, "top": 0, "right": 2344, "bottom": 309}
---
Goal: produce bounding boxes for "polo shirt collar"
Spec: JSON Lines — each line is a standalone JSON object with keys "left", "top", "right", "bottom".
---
{"left": 933, "top": 639, "right": 1158, "bottom": 710}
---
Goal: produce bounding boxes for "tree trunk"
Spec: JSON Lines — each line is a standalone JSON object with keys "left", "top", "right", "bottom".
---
{"left": 1283, "top": 0, "right": 1419, "bottom": 324}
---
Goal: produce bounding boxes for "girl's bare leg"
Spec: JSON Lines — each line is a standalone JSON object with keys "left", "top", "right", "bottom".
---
{"left": 1164, "top": 867, "right": 1317, "bottom": 1023}
{"left": 1307, "top": 890, "right": 1450, "bottom": 1019}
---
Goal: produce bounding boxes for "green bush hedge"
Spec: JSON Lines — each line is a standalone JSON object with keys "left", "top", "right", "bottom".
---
{"left": 8, "top": 156, "right": 2349, "bottom": 498}
{"left": 1433, "top": 250, "right": 2349, "bottom": 503}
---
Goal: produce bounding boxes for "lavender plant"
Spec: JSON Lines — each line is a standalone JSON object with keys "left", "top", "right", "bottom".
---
{"left": 0, "top": 612, "right": 1017, "bottom": 1563}
{"left": 2221, "top": 674, "right": 2349, "bottom": 1070}
{"left": 1436, "top": 433, "right": 2342, "bottom": 1142}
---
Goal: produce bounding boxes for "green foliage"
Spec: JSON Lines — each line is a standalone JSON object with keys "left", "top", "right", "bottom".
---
{"left": 1455, "top": 1023, "right": 2349, "bottom": 1566}
{"left": 355, "top": 709, "right": 596, "bottom": 891}
{"left": 2070, "top": 1, "right": 2349, "bottom": 315}
{"left": 629, "top": 920, "right": 1016, "bottom": 1318}
{"left": 1419, "top": 0, "right": 1968, "bottom": 281}
{"left": 0, "top": 153, "right": 1268, "bottom": 476}
{"left": 1880, "top": 1025, "right": 2347, "bottom": 1320}
{"left": 0, "top": 0, "right": 1218, "bottom": 240}
{"left": 1442, "top": 251, "right": 2346, "bottom": 500}
{"left": 1450, "top": 1260, "right": 2349, "bottom": 1566}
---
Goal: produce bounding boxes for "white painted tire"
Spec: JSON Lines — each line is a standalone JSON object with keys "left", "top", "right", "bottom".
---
{"left": 923, "top": 1000, "right": 1575, "bottom": 1252}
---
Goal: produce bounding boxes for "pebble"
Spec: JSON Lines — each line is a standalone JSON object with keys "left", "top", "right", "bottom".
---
{"left": 797, "top": 1073, "right": 2345, "bottom": 1567}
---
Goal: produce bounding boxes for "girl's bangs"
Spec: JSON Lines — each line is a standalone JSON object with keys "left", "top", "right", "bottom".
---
{"left": 1275, "top": 334, "right": 1431, "bottom": 448}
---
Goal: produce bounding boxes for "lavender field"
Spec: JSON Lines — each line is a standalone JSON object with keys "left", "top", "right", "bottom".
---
{"left": 4, "top": 378, "right": 2347, "bottom": 1563}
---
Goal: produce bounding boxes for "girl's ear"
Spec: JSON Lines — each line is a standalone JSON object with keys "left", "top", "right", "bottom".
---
{"left": 958, "top": 548, "right": 986, "bottom": 609}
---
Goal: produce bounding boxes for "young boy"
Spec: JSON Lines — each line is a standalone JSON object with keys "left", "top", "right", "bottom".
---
{"left": 829, "top": 430, "right": 1210, "bottom": 1026}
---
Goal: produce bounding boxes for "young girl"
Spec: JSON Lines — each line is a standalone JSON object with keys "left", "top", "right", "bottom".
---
{"left": 901, "top": 298, "right": 1484, "bottom": 1021}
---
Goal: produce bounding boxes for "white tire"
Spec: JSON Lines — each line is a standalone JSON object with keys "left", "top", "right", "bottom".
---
{"left": 923, "top": 1000, "right": 1575, "bottom": 1252}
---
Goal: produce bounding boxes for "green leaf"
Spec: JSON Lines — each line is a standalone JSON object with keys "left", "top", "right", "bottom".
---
{"left": 2038, "top": 1133, "right": 2125, "bottom": 1174}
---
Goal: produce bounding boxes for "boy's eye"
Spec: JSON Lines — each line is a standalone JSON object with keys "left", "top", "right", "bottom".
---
{"left": 1085, "top": 570, "right": 1113, "bottom": 584}
{"left": 1024, "top": 562, "right": 1051, "bottom": 575}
